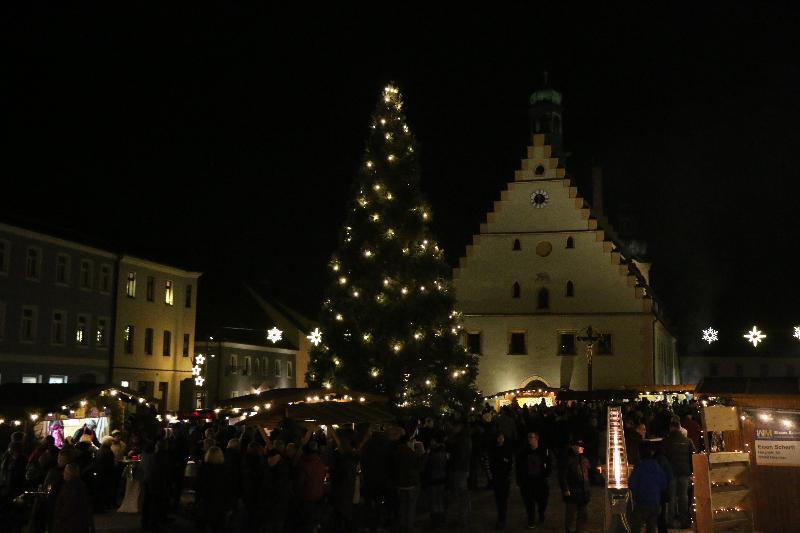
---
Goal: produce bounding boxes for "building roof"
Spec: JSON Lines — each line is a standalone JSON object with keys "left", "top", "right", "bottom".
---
{"left": 696, "top": 377, "right": 800, "bottom": 395}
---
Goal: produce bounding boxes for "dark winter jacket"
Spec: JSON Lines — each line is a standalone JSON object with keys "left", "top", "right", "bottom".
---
{"left": 516, "top": 445, "right": 551, "bottom": 485}
{"left": 661, "top": 430, "right": 695, "bottom": 477}
{"left": 295, "top": 451, "right": 326, "bottom": 502}
{"left": 197, "top": 462, "right": 232, "bottom": 517}
{"left": 447, "top": 430, "right": 472, "bottom": 473}
{"left": 423, "top": 445, "right": 448, "bottom": 486}
{"left": 489, "top": 442, "right": 513, "bottom": 481}
{"left": 392, "top": 443, "right": 426, "bottom": 488}
{"left": 629, "top": 458, "right": 667, "bottom": 506}
{"left": 261, "top": 457, "right": 292, "bottom": 512}
{"left": 558, "top": 449, "right": 591, "bottom": 504}
{"left": 53, "top": 477, "right": 92, "bottom": 533}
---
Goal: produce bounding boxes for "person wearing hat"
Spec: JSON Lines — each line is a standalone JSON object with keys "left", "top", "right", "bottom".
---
{"left": 72, "top": 420, "right": 100, "bottom": 448}
{"left": 559, "top": 438, "right": 591, "bottom": 533}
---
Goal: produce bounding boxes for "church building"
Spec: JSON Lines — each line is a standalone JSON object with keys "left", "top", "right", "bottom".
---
{"left": 453, "top": 85, "right": 679, "bottom": 394}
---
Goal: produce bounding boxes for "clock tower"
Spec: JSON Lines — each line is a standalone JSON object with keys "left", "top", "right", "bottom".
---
{"left": 529, "top": 72, "right": 564, "bottom": 156}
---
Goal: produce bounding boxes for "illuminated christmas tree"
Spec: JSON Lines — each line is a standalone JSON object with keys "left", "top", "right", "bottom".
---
{"left": 306, "top": 84, "right": 477, "bottom": 411}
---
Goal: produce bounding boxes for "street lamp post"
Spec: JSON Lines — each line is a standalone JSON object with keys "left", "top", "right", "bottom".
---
{"left": 577, "top": 326, "right": 602, "bottom": 392}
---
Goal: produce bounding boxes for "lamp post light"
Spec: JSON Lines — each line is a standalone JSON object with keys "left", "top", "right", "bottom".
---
{"left": 577, "top": 326, "right": 602, "bottom": 392}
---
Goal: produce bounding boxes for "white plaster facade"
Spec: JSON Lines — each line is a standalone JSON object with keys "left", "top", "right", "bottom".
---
{"left": 454, "top": 134, "right": 678, "bottom": 394}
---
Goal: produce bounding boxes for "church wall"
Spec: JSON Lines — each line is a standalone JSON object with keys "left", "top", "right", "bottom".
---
{"left": 466, "top": 313, "right": 655, "bottom": 395}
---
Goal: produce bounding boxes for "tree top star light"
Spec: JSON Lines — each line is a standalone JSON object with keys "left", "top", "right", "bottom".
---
{"left": 307, "top": 327, "right": 323, "bottom": 346}
{"left": 701, "top": 327, "right": 719, "bottom": 344}
{"left": 267, "top": 327, "right": 283, "bottom": 344}
{"left": 743, "top": 326, "right": 766, "bottom": 347}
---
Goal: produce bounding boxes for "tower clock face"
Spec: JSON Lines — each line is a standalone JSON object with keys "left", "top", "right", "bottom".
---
{"left": 530, "top": 189, "right": 549, "bottom": 208}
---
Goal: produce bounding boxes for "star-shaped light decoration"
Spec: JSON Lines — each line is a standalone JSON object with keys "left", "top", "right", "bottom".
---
{"left": 195, "top": 354, "right": 206, "bottom": 365}
{"left": 701, "top": 327, "right": 719, "bottom": 344}
{"left": 192, "top": 366, "right": 201, "bottom": 376}
{"left": 307, "top": 327, "right": 323, "bottom": 346}
{"left": 267, "top": 327, "right": 283, "bottom": 344}
{"left": 794, "top": 326, "right": 800, "bottom": 341}
{"left": 194, "top": 376, "right": 205, "bottom": 386}
{"left": 743, "top": 326, "right": 766, "bottom": 347}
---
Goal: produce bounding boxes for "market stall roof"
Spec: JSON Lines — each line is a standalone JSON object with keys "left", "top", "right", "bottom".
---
{"left": 696, "top": 377, "right": 800, "bottom": 395}
{"left": 236, "top": 398, "right": 396, "bottom": 428}
{"left": 555, "top": 389, "right": 639, "bottom": 402}
{"left": 0, "top": 383, "right": 157, "bottom": 420}
{"left": 216, "top": 387, "right": 387, "bottom": 410}
{"left": 482, "top": 386, "right": 561, "bottom": 401}
{"left": 632, "top": 384, "right": 696, "bottom": 393}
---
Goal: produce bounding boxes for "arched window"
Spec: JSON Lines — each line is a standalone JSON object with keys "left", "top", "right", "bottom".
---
{"left": 513, "top": 239, "right": 521, "bottom": 251}
{"left": 513, "top": 282, "right": 521, "bottom": 299}
{"left": 566, "top": 236, "right": 574, "bottom": 249}
{"left": 537, "top": 287, "right": 549, "bottom": 309}
{"left": 566, "top": 280, "right": 574, "bottom": 297}
{"left": 535, "top": 165, "right": 545, "bottom": 176}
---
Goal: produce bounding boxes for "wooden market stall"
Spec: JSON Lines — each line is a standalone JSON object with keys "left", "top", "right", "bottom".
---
{"left": 693, "top": 377, "right": 800, "bottom": 533}
{"left": 214, "top": 387, "right": 395, "bottom": 435}
{"left": 0, "top": 383, "right": 157, "bottom": 448}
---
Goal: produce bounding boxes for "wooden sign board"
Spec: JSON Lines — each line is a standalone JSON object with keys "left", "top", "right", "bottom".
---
{"left": 704, "top": 405, "right": 739, "bottom": 432}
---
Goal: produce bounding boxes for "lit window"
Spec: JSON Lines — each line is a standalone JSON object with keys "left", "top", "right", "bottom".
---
{"left": 96, "top": 318, "right": 107, "bottom": 347}
{"left": 126, "top": 272, "right": 136, "bottom": 298}
{"left": 121, "top": 380, "right": 130, "bottom": 388}
{"left": 165, "top": 280, "right": 174, "bottom": 305}
{"left": 22, "top": 375, "right": 40, "bottom": 384}
{"left": 48, "top": 375, "right": 68, "bottom": 384}
{"left": 75, "top": 315, "right": 89, "bottom": 345}
{"left": 124, "top": 325, "right": 135, "bottom": 354}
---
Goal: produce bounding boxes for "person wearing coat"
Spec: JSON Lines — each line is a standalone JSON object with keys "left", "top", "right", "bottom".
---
{"left": 260, "top": 448, "right": 292, "bottom": 533}
{"left": 629, "top": 444, "right": 668, "bottom": 533}
{"left": 559, "top": 439, "right": 591, "bottom": 533}
{"left": 53, "top": 463, "right": 92, "bottom": 533}
{"left": 196, "top": 446, "right": 231, "bottom": 533}
{"left": 488, "top": 432, "right": 513, "bottom": 529}
{"left": 516, "top": 432, "right": 551, "bottom": 529}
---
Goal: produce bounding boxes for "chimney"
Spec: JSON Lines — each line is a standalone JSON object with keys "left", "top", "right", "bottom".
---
{"left": 591, "top": 165, "right": 604, "bottom": 216}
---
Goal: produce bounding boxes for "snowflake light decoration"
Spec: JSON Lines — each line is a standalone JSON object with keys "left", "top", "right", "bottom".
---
{"left": 701, "top": 327, "right": 719, "bottom": 344}
{"left": 267, "top": 327, "right": 283, "bottom": 344}
{"left": 195, "top": 354, "right": 206, "bottom": 366}
{"left": 743, "top": 326, "right": 766, "bottom": 347}
{"left": 794, "top": 326, "right": 800, "bottom": 341}
{"left": 307, "top": 327, "right": 323, "bottom": 346}
{"left": 194, "top": 376, "right": 205, "bottom": 386}
{"left": 192, "top": 366, "right": 201, "bottom": 376}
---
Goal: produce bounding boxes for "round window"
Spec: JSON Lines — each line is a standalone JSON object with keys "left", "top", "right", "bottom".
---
{"left": 535, "top": 241, "right": 552, "bottom": 257}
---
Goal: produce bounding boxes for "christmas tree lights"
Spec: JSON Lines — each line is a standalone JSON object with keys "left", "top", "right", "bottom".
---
{"left": 306, "top": 83, "right": 477, "bottom": 409}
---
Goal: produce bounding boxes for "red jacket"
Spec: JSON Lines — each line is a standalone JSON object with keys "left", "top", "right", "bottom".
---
{"left": 295, "top": 452, "right": 326, "bottom": 502}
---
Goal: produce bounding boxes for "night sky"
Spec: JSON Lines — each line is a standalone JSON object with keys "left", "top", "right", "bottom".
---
{"left": 3, "top": 4, "right": 799, "bottom": 357}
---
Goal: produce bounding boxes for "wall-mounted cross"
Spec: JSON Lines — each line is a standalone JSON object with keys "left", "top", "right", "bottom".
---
{"left": 577, "top": 326, "right": 602, "bottom": 392}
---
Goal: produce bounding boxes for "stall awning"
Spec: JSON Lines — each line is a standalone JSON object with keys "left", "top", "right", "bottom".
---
{"left": 696, "top": 377, "right": 800, "bottom": 395}
{"left": 237, "top": 399, "right": 395, "bottom": 428}
{"left": 217, "top": 387, "right": 387, "bottom": 410}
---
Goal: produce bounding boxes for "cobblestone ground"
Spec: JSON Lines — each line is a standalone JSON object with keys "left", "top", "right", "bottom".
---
{"left": 95, "top": 480, "right": 606, "bottom": 532}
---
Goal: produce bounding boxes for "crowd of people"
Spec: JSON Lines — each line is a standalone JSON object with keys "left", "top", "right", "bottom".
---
{"left": 0, "top": 395, "right": 704, "bottom": 533}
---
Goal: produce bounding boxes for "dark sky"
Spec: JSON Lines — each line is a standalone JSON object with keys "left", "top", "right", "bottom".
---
{"left": 3, "top": 3, "right": 799, "bottom": 356}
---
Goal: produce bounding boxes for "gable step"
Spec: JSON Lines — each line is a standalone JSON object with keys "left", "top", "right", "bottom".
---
{"left": 493, "top": 200, "right": 505, "bottom": 213}
{"left": 588, "top": 219, "right": 598, "bottom": 230}
{"left": 574, "top": 197, "right": 585, "bottom": 209}
{"left": 595, "top": 230, "right": 605, "bottom": 241}
{"left": 465, "top": 245, "right": 475, "bottom": 257}
{"left": 603, "top": 241, "right": 614, "bottom": 253}
{"left": 480, "top": 223, "right": 488, "bottom": 233}
{"left": 568, "top": 186, "right": 578, "bottom": 198}
{"left": 611, "top": 252, "right": 621, "bottom": 265}
{"left": 579, "top": 208, "right": 590, "bottom": 220}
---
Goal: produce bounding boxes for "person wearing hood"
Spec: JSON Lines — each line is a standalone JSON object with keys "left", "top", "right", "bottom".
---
{"left": 629, "top": 444, "right": 667, "bottom": 533}
{"left": 488, "top": 432, "right": 513, "bottom": 529}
